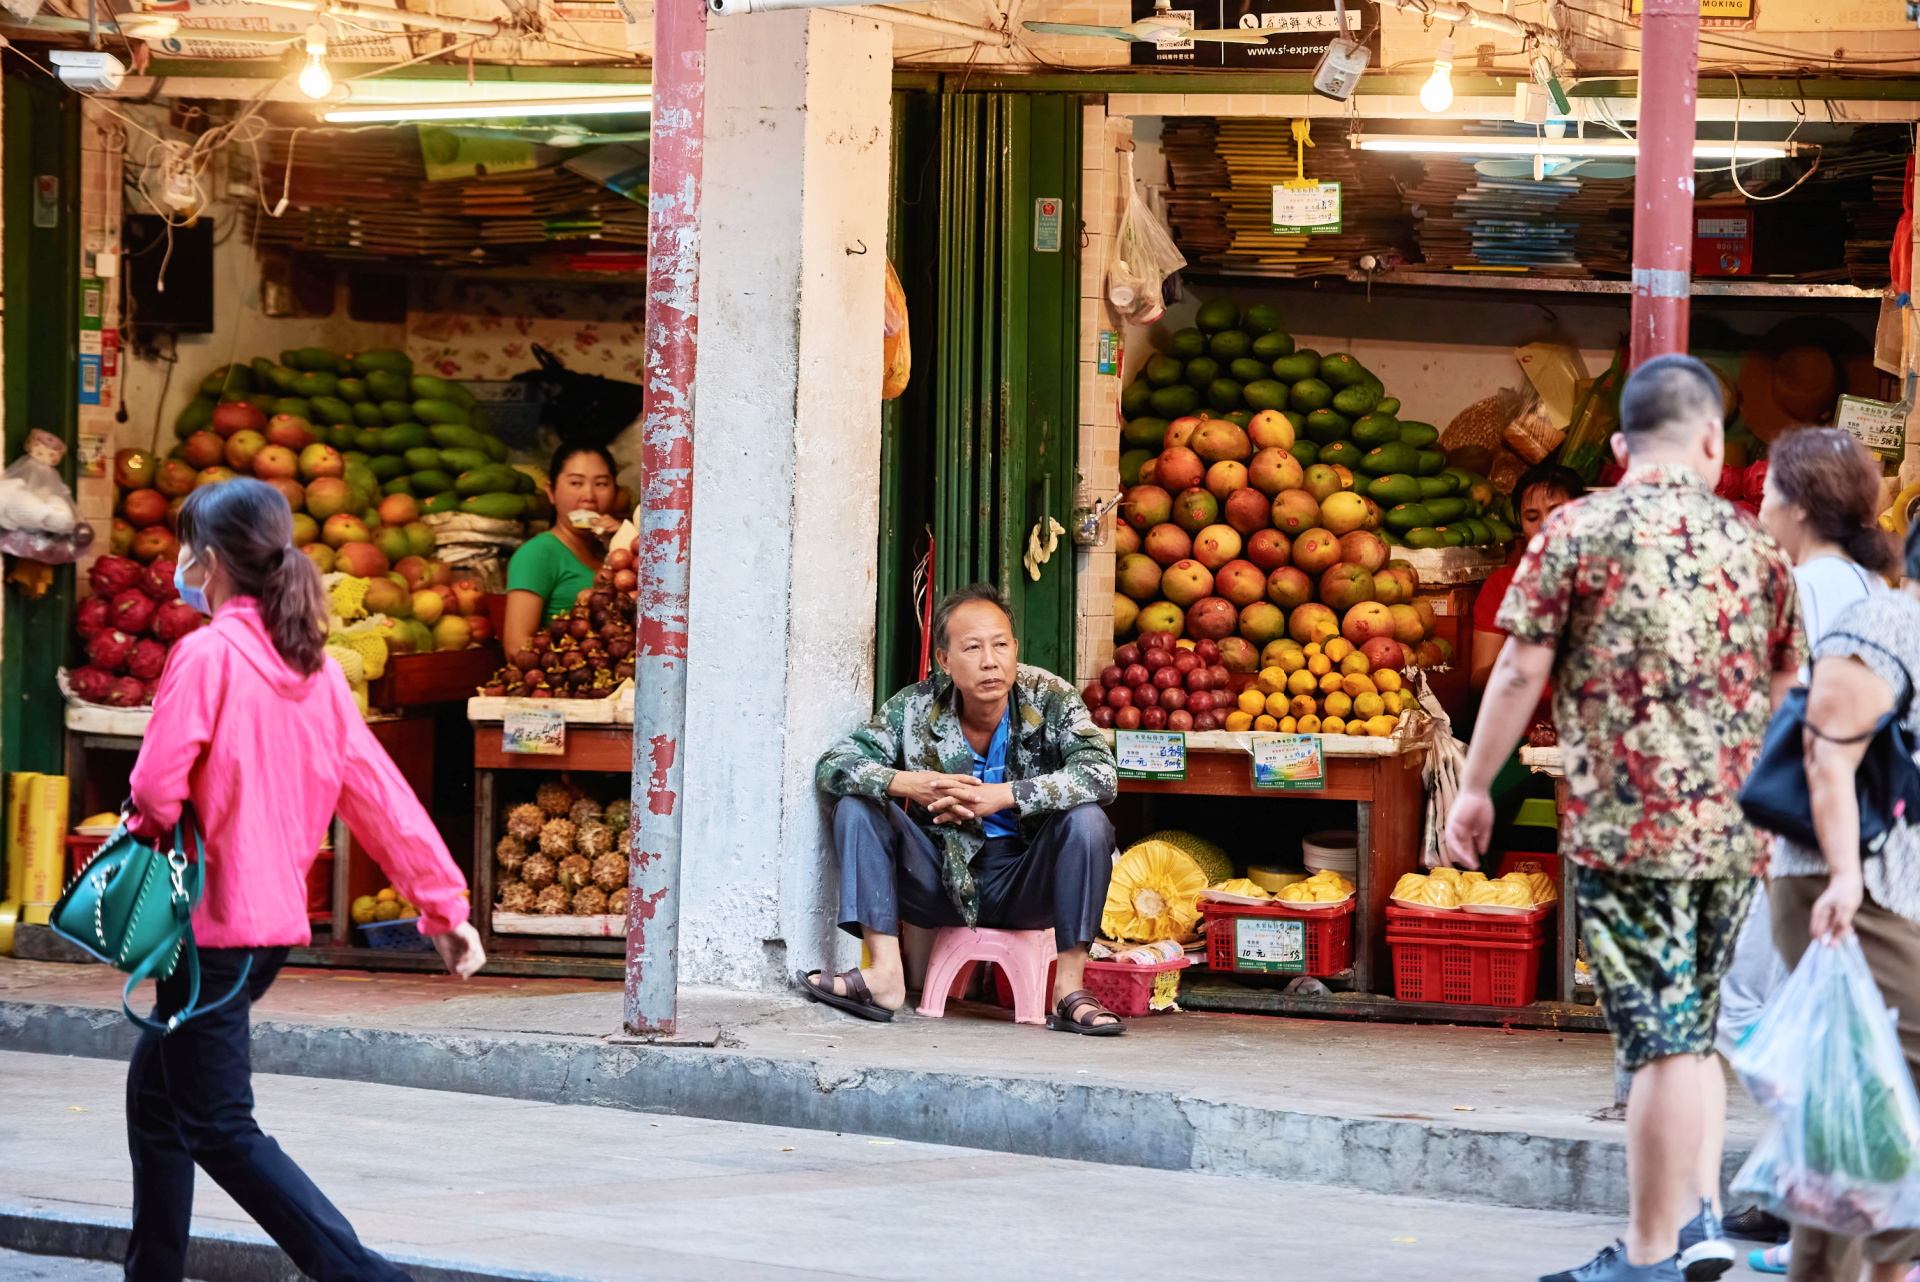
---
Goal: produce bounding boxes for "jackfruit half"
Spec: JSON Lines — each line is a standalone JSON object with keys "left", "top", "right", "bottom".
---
{"left": 1135, "top": 829, "right": 1235, "bottom": 885}
{"left": 1103, "top": 840, "right": 1207, "bottom": 942}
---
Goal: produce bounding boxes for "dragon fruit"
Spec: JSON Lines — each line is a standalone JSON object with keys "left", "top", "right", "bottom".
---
{"left": 74, "top": 596, "right": 113, "bottom": 641}
{"left": 143, "top": 559, "right": 179, "bottom": 603}
{"left": 103, "top": 675, "right": 146, "bottom": 707}
{"left": 151, "top": 601, "right": 203, "bottom": 643}
{"left": 112, "top": 589, "right": 156, "bottom": 637}
{"left": 70, "top": 666, "right": 115, "bottom": 704}
{"left": 1742, "top": 460, "right": 1769, "bottom": 505}
{"left": 127, "top": 638, "right": 168, "bottom": 681}
{"left": 140, "top": 679, "right": 160, "bottom": 704}
{"left": 86, "top": 628, "right": 137, "bottom": 673}
{"left": 87, "top": 555, "right": 144, "bottom": 599}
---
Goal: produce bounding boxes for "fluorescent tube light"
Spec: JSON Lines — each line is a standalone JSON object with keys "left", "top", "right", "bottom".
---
{"left": 322, "top": 96, "right": 651, "bottom": 123}
{"left": 1354, "top": 134, "right": 1790, "bottom": 161}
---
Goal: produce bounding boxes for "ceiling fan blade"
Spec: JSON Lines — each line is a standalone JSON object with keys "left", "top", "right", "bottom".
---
{"left": 1188, "top": 28, "right": 1276, "bottom": 42}
{"left": 1023, "top": 20, "right": 1141, "bottom": 39}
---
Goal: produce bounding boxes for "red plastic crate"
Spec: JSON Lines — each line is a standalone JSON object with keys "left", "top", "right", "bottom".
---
{"left": 66, "top": 834, "right": 108, "bottom": 880}
{"left": 1083, "top": 957, "right": 1190, "bottom": 1017}
{"left": 307, "top": 855, "right": 333, "bottom": 919}
{"left": 1202, "top": 899, "right": 1354, "bottom": 976}
{"left": 1385, "top": 904, "right": 1551, "bottom": 1007}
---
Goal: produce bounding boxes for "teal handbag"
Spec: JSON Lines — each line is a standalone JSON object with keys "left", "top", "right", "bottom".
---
{"left": 48, "top": 808, "right": 250, "bottom": 1035}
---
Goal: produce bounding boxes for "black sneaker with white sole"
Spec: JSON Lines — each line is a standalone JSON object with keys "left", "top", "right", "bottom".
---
{"left": 1676, "top": 1200, "right": 1735, "bottom": 1282}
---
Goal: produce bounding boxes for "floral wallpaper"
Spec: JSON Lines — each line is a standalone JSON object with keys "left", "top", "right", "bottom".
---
{"left": 406, "top": 278, "right": 648, "bottom": 382}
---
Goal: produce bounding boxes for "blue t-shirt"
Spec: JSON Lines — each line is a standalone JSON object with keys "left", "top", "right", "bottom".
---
{"left": 970, "top": 706, "right": 1018, "bottom": 840}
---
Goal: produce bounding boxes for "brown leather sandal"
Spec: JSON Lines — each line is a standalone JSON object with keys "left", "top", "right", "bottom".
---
{"left": 795, "top": 967, "right": 895, "bottom": 1022}
{"left": 1046, "top": 989, "right": 1124, "bottom": 1036}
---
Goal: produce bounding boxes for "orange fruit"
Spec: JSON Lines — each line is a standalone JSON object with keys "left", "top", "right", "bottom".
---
{"left": 1266, "top": 691, "right": 1290, "bottom": 717}
{"left": 1225, "top": 710, "right": 1254, "bottom": 732}
{"left": 1341, "top": 673, "right": 1377, "bottom": 698}
{"left": 1322, "top": 715, "right": 1346, "bottom": 735}
{"left": 1255, "top": 666, "right": 1288, "bottom": 695}
{"left": 1318, "top": 671, "right": 1345, "bottom": 694}
{"left": 1279, "top": 715, "right": 1298, "bottom": 733}
{"left": 1297, "top": 714, "right": 1321, "bottom": 734}
{"left": 1238, "top": 688, "right": 1267, "bottom": 716}
{"left": 1254, "top": 714, "right": 1278, "bottom": 731}
{"left": 1307, "top": 654, "right": 1332, "bottom": 677}
{"left": 1289, "top": 693, "right": 1317, "bottom": 719}
{"left": 1324, "top": 637, "right": 1354, "bottom": 662}
{"left": 1287, "top": 669, "right": 1318, "bottom": 696}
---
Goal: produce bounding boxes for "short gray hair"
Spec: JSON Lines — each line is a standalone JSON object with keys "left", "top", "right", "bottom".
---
{"left": 932, "top": 583, "right": 1013, "bottom": 650}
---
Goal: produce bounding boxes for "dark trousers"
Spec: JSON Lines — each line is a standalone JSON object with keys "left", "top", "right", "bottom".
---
{"left": 834, "top": 795, "right": 1113, "bottom": 953}
{"left": 125, "top": 945, "right": 411, "bottom": 1282}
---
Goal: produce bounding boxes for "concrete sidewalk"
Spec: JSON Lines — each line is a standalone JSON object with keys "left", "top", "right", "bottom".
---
{"left": 0, "top": 958, "right": 1769, "bottom": 1216}
{"left": 0, "top": 1048, "right": 1788, "bottom": 1282}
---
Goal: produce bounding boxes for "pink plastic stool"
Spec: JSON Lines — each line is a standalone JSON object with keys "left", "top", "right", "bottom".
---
{"left": 916, "top": 927, "right": 1056, "bottom": 1026}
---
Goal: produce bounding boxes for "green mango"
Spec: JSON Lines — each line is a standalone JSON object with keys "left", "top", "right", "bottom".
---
{"left": 1123, "top": 417, "right": 1169, "bottom": 450}
{"left": 460, "top": 493, "right": 526, "bottom": 519}
{"left": 1304, "top": 409, "right": 1350, "bottom": 444}
{"left": 1417, "top": 475, "right": 1459, "bottom": 499}
{"left": 1169, "top": 328, "right": 1207, "bottom": 360}
{"left": 1365, "top": 473, "right": 1423, "bottom": 506}
{"left": 412, "top": 469, "right": 455, "bottom": 494}
{"left": 351, "top": 349, "right": 413, "bottom": 377}
{"left": 442, "top": 381, "right": 476, "bottom": 410}
{"left": 480, "top": 434, "right": 508, "bottom": 463}
{"left": 1460, "top": 517, "right": 1494, "bottom": 544}
{"left": 404, "top": 448, "right": 444, "bottom": 473}
{"left": 366, "top": 370, "right": 412, "bottom": 402}
{"left": 1229, "top": 358, "right": 1270, "bottom": 385}
{"left": 295, "top": 346, "right": 343, "bottom": 373}
{"left": 378, "top": 400, "right": 415, "bottom": 426}
{"left": 409, "top": 374, "right": 455, "bottom": 401}
{"left": 437, "top": 447, "right": 492, "bottom": 474}
{"left": 1318, "top": 440, "right": 1364, "bottom": 470}
{"left": 1243, "top": 303, "right": 1285, "bottom": 336}
{"left": 1120, "top": 449, "right": 1153, "bottom": 487}
{"left": 1195, "top": 300, "right": 1240, "bottom": 333}
{"left": 1359, "top": 441, "right": 1419, "bottom": 476}
{"left": 1288, "top": 378, "right": 1332, "bottom": 412}
{"left": 1350, "top": 414, "right": 1401, "bottom": 447}
{"left": 1436, "top": 525, "right": 1467, "bottom": 547}
{"left": 279, "top": 349, "right": 303, "bottom": 370}
{"left": 1251, "top": 331, "right": 1296, "bottom": 363}
{"left": 1374, "top": 396, "right": 1402, "bottom": 417}
{"left": 263, "top": 365, "right": 302, "bottom": 394}
{"left": 310, "top": 395, "right": 356, "bottom": 427}
{"left": 1145, "top": 355, "right": 1184, "bottom": 387}
{"left": 454, "top": 465, "right": 519, "bottom": 497}
{"left": 428, "top": 424, "right": 488, "bottom": 451}
{"left": 199, "top": 364, "right": 251, "bottom": 397}
{"left": 1347, "top": 473, "right": 1371, "bottom": 497}
{"left": 1318, "top": 353, "right": 1367, "bottom": 388}
{"left": 273, "top": 397, "right": 311, "bottom": 421}
{"left": 1287, "top": 440, "right": 1319, "bottom": 467}
{"left": 1397, "top": 421, "right": 1440, "bottom": 449}
{"left": 1486, "top": 517, "right": 1516, "bottom": 543}
{"left": 378, "top": 423, "right": 431, "bottom": 453}
{"left": 1223, "top": 410, "right": 1252, "bottom": 428}
{"left": 1415, "top": 449, "right": 1447, "bottom": 477}
{"left": 1425, "top": 496, "right": 1469, "bottom": 523}
{"left": 292, "top": 371, "right": 339, "bottom": 399}
{"left": 1207, "top": 330, "right": 1252, "bottom": 361}
{"left": 1403, "top": 526, "right": 1447, "bottom": 549}
{"left": 354, "top": 430, "right": 387, "bottom": 453}
{"left": 1183, "top": 357, "right": 1221, "bottom": 390}
{"left": 1385, "top": 502, "right": 1435, "bottom": 532}
{"left": 326, "top": 426, "right": 360, "bottom": 450}
{"left": 1205, "top": 379, "right": 1244, "bottom": 412}
{"left": 174, "top": 398, "right": 217, "bottom": 439}
{"left": 421, "top": 490, "right": 461, "bottom": 515}
{"left": 1121, "top": 381, "right": 1154, "bottom": 418}
{"left": 383, "top": 476, "right": 417, "bottom": 497}
{"left": 336, "top": 377, "right": 368, "bottom": 403}
{"left": 413, "top": 398, "right": 470, "bottom": 427}
{"left": 368, "top": 455, "right": 408, "bottom": 482}
{"left": 1331, "top": 383, "right": 1380, "bottom": 417}
{"left": 1149, "top": 384, "right": 1201, "bottom": 418}
{"left": 1243, "top": 380, "right": 1289, "bottom": 412}
{"left": 353, "top": 402, "right": 387, "bottom": 428}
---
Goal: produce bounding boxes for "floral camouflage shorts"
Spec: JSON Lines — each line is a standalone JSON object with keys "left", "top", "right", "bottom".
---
{"left": 1572, "top": 867, "right": 1757, "bottom": 1073}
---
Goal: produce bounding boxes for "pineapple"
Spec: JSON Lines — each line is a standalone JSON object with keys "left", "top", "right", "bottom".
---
{"left": 1136, "top": 829, "right": 1234, "bottom": 885}
{"left": 591, "top": 853, "right": 627, "bottom": 892}
{"left": 557, "top": 854, "right": 591, "bottom": 894}
{"left": 521, "top": 853, "right": 557, "bottom": 891}
{"left": 506, "top": 803, "right": 545, "bottom": 841}
{"left": 603, "top": 799, "right": 631, "bottom": 833}
{"left": 576, "top": 822, "right": 614, "bottom": 859}
{"left": 572, "top": 885, "right": 608, "bottom": 915}
{"left": 495, "top": 835, "right": 528, "bottom": 875}
{"left": 497, "top": 881, "right": 535, "bottom": 913}
{"left": 606, "top": 886, "right": 629, "bottom": 915}
{"left": 1102, "top": 839, "right": 1207, "bottom": 942}
{"left": 539, "top": 817, "right": 577, "bottom": 857}
{"left": 569, "top": 797, "right": 604, "bottom": 827}
{"left": 534, "top": 884, "right": 571, "bottom": 915}
{"left": 536, "top": 780, "right": 574, "bottom": 816}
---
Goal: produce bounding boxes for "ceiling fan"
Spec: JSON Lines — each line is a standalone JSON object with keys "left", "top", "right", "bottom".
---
{"left": 1024, "top": 0, "right": 1275, "bottom": 45}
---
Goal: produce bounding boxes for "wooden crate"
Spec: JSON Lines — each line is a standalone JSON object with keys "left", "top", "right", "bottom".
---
{"left": 368, "top": 646, "right": 504, "bottom": 709}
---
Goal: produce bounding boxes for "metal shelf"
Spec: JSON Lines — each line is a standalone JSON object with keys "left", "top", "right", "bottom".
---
{"left": 1180, "top": 268, "right": 1886, "bottom": 305}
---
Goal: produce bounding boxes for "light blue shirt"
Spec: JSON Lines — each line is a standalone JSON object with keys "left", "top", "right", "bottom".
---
{"left": 969, "top": 706, "right": 1018, "bottom": 840}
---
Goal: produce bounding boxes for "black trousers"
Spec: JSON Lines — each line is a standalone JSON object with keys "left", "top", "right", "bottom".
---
{"left": 125, "top": 945, "right": 411, "bottom": 1282}
{"left": 833, "top": 795, "right": 1113, "bottom": 953}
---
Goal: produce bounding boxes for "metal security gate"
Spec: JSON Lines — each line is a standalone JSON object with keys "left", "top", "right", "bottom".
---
{"left": 876, "top": 90, "right": 1082, "bottom": 694}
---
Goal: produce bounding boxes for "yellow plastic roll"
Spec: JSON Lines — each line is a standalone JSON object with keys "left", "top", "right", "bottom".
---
{"left": 6, "top": 772, "right": 38, "bottom": 906}
{"left": 19, "top": 774, "right": 68, "bottom": 924}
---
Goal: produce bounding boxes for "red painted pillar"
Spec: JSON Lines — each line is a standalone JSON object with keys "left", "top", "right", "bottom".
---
{"left": 624, "top": 0, "right": 705, "bottom": 1036}
{"left": 1629, "top": 0, "right": 1699, "bottom": 368}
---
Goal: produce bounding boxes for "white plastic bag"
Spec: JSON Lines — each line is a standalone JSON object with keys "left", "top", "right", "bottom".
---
{"left": 1108, "top": 155, "right": 1185, "bottom": 325}
{"left": 1730, "top": 935, "right": 1920, "bottom": 1235}
{"left": 0, "top": 454, "right": 91, "bottom": 563}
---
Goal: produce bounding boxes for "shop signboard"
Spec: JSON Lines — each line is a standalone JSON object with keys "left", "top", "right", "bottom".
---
{"left": 1115, "top": 729, "right": 1186, "bottom": 780}
{"left": 1250, "top": 733, "right": 1324, "bottom": 789}
{"left": 1836, "top": 394, "right": 1910, "bottom": 463}
{"left": 1131, "top": 0, "right": 1380, "bottom": 70}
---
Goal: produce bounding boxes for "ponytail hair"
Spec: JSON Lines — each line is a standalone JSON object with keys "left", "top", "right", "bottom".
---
{"left": 176, "top": 479, "right": 330, "bottom": 676}
{"left": 1767, "top": 428, "right": 1898, "bottom": 576}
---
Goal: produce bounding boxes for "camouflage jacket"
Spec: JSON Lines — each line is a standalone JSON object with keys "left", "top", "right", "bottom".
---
{"left": 815, "top": 664, "right": 1117, "bottom": 923}
{"left": 1497, "top": 462, "right": 1803, "bottom": 879}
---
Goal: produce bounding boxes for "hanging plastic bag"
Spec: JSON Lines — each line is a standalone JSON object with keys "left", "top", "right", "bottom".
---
{"left": 1730, "top": 935, "right": 1920, "bottom": 1235}
{"left": 883, "top": 257, "right": 911, "bottom": 400}
{"left": 0, "top": 448, "right": 92, "bottom": 564}
{"left": 1108, "top": 153, "right": 1185, "bottom": 325}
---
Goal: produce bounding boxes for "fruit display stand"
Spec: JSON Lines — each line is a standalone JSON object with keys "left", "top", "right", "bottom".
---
{"left": 467, "top": 696, "right": 635, "bottom": 978}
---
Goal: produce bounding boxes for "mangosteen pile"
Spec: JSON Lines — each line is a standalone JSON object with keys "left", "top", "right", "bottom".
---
{"left": 479, "top": 547, "right": 640, "bottom": 699}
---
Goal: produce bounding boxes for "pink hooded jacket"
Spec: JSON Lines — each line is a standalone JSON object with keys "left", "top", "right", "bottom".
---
{"left": 129, "top": 597, "right": 468, "bottom": 948}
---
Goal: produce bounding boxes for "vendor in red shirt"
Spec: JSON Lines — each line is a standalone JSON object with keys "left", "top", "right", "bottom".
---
{"left": 1470, "top": 463, "right": 1587, "bottom": 725}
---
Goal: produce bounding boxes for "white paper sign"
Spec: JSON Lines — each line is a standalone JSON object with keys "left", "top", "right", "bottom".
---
{"left": 503, "top": 705, "right": 566, "bottom": 756}
{"left": 1114, "top": 729, "right": 1186, "bottom": 780}
{"left": 1271, "top": 182, "right": 1342, "bottom": 235}
{"left": 1835, "top": 394, "right": 1909, "bottom": 461}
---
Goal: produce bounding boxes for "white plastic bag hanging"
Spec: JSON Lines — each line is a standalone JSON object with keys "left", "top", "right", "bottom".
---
{"left": 0, "top": 431, "right": 92, "bottom": 564}
{"left": 1108, "top": 153, "right": 1185, "bottom": 325}
{"left": 1731, "top": 935, "right": 1920, "bottom": 1235}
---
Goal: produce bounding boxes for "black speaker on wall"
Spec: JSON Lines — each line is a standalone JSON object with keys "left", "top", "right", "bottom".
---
{"left": 122, "top": 214, "right": 215, "bottom": 336}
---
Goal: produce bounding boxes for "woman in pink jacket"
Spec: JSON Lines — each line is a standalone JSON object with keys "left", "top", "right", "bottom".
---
{"left": 124, "top": 478, "right": 482, "bottom": 1282}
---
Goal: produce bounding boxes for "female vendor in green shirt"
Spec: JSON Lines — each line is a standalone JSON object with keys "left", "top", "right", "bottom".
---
{"left": 503, "top": 443, "right": 623, "bottom": 657}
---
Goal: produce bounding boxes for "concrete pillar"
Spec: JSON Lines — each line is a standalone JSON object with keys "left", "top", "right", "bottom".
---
{"left": 678, "top": 6, "right": 893, "bottom": 989}
{"left": 1074, "top": 105, "right": 1130, "bottom": 689}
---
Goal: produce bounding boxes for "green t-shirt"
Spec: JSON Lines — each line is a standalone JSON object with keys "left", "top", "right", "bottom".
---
{"left": 507, "top": 531, "right": 597, "bottom": 622}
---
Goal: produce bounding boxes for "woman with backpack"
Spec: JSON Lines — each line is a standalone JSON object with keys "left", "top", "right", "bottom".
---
{"left": 122, "top": 478, "right": 482, "bottom": 1282}
{"left": 1762, "top": 439, "right": 1919, "bottom": 1282}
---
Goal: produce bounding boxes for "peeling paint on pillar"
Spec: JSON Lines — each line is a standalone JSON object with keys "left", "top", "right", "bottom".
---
{"left": 625, "top": 0, "right": 706, "bottom": 1037}
{"left": 1628, "top": 0, "right": 1699, "bottom": 369}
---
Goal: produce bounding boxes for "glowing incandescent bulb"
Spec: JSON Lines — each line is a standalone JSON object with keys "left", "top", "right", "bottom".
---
{"left": 298, "top": 26, "right": 332, "bottom": 100}
{"left": 1419, "top": 38, "right": 1455, "bottom": 114}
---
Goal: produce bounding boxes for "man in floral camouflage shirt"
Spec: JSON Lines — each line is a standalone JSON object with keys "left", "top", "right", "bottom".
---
{"left": 1446, "top": 355, "right": 1802, "bottom": 1282}
{"left": 807, "top": 584, "right": 1122, "bottom": 1034}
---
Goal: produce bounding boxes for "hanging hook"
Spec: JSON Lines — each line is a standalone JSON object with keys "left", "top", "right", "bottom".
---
{"left": 846, "top": 240, "right": 868, "bottom": 256}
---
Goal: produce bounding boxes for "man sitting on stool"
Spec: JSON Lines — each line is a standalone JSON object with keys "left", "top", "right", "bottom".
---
{"left": 807, "top": 583, "right": 1123, "bottom": 1035}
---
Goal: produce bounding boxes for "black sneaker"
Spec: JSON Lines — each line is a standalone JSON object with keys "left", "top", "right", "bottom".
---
{"left": 1720, "top": 1205, "right": 1788, "bottom": 1241}
{"left": 1677, "top": 1200, "right": 1735, "bottom": 1281}
{"left": 1540, "top": 1241, "right": 1683, "bottom": 1282}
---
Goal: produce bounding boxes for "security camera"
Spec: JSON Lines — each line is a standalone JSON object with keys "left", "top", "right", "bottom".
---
{"left": 49, "top": 51, "right": 126, "bottom": 93}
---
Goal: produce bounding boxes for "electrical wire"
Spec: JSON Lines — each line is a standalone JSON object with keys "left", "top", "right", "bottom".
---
{"left": 1724, "top": 70, "right": 1822, "bottom": 200}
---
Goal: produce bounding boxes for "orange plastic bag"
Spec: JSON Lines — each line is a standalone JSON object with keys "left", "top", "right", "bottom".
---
{"left": 883, "top": 258, "right": 910, "bottom": 400}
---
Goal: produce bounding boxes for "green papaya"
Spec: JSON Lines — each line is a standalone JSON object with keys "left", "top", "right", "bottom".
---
{"left": 480, "top": 434, "right": 508, "bottom": 463}
{"left": 292, "top": 371, "right": 339, "bottom": 399}
{"left": 336, "top": 377, "right": 368, "bottom": 404}
{"left": 174, "top": 398, "right": 217, "bottom": 439}
{"left": 412, "top": 469, "right": 455, "bottom": 494}
{"left": 428, "top": 424, "right": 488, "bottom": 451}
{"left": 421, "top": 490, "right": 461, "bottom": 515}
{"left": 382, "top": 476, "right": 417, "bottom": 497}
{"left": 310, "top": 395, "right": 356, "bottom": 427}
{"left": 460, "top": 493, "right": 526, "bottom": 520}
{"left": 413, "top": 398, "right": 469, "bottom": 427}
{"left": 438, "top": 447, "right": 491, "bottom": 474}
{"left": 378, "top": 423, "right": 431, "bottom": 453}
{"left": 351, "top": 349, "right": 413, "bottom": 377}
{"left": 366, "top": 370, "right": 412, "bottom": 402}
{"left": 368, "top": 455, "right": 408, "bottom": 482}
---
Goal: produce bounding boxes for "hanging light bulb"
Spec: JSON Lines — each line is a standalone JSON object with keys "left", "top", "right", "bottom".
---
{"left": 1419, "top": 38, "right": 1455, "bottom": 114}
{"left": 298, "top": 25, "right": 332, "bottom": 100}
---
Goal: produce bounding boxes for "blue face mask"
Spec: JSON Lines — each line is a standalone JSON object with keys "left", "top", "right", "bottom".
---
{"left": 174, "top": 552, "right": 211, "bottom": 616}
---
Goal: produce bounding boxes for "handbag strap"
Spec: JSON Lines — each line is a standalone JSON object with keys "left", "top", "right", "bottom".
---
{"left": 121, "top": 814, "right": 251, "bottom": 1036}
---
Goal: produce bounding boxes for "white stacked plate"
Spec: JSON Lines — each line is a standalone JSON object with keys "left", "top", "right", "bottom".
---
{"left": 1302, "top": 829, "right": 1358, "bottom": 877}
